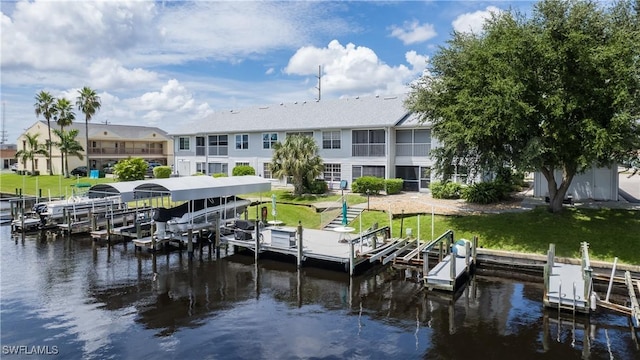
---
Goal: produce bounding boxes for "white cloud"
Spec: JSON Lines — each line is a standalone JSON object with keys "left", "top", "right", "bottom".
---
{"left": 389, "top": 20, "right": 437, "bottom": 45}
{"left": 284, "top": 40, "right": 429, "bottom": 97}
{"left": 452, "top": 6, "right": 502, "bottom": 34}
{"left": 265, "top": 68, "right": 275, "bottom": 75}
{"left": 88, "top": 59, "right": 159, "bottom": 90}
{"left": 127, "top": 79, "right": 196, "bottom": 113}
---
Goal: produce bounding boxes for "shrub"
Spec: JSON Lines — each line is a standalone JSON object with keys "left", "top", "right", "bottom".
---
{"left": 153, "top": 166, "right": 172, "bottom": 179}
{"left": 113, "top": 157, "right": 147, "bottom": 181}
{"left": 463, "top": 181, "right": 512, "bottom": 204}
{"left": 385, "top": 178, "right": 404, "bottom": 195}
{"left": 430, "top": 181, "right": 462, "bottom": 199}
{"left": 212, "top": 173, "right": 228, "bottom": 178}
{"left": 352, "top": 176, "right": 385, "bottom": 195}
{"left": 306, "top": 179, "right": 328, "bottom": 194}
{"left": 232, "top": 165, "right": 255, "bottom": 176}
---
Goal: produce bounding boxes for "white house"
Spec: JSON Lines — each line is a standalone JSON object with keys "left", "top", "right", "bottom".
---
{"left": 172, "top": 95, "right": 439, "bottom": 191}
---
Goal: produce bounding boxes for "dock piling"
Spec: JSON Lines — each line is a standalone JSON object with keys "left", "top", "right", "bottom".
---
{"left": 297, "top": 221, "right": 303, "bottom": 268}
{"left": 187, "top": 228, "right": 194, "bottom": 260}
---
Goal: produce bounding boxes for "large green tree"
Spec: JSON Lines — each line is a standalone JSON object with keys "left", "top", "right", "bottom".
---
{"left": 15, "top": 133, "right": 49, "bottom": 175}
{"left": 53, "top": 98, "right": 75, "bottom": 175}
{"left": 76, "top": 87, "right": 101, "bottom": 171}
{"left": 406, "top": 0, "right": 640, "bottom": 212}
{"left": 270, "top": 134, "right": 324, "bottom": 196}
{"left": 34, "top": 91, "right": 57, "bottom": 175}
{"left": 53, "top": 128, "right": 84, "bottom": 178}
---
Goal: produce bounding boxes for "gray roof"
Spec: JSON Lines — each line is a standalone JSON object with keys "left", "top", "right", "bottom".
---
{"left": 89, "top": 176, "right": 271, "bottom": 202}
{"left": 34, "top": 120, "right": 170, "bottom": 139}
{"left": 174, "top": 94, "right": 412, "bottom": 135}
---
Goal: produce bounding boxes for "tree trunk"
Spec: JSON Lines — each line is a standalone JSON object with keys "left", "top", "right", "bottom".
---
{"left": 47, "top": 120, "right": 53, "bottom": 175}
{"left": 85, "top": 118, "right": 90, "bottom": 173}
{"left": 541, "top": 165, "right": 575, "bottom": 213}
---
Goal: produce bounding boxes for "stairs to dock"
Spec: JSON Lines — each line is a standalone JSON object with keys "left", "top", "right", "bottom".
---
{"left": 323, "top": 207, "right": 363, "bottom": 230}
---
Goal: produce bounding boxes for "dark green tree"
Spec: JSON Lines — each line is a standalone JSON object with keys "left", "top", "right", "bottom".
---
{"left": 34, "top": 91, "right": 57, "bottom": 175}
{"left": 52, "top": 129, "right": 84, "bottom": 178}
{"left": 270, "top": 134, "right": 324, "bottom": 196}
{"left": 53, "top": 97, "right": 76, "bottom": 175}
{"left": 76, "top": 87, "right": 101, "bottom": 172}
{"left": 406, "top": 0, "right": 640, "bottom": 212}
{"left": 15, "top": 133, "right": 49, "bottom": 175}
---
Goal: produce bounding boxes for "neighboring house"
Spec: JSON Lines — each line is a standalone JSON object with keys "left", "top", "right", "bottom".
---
{"left": 17, "top": 121, "right": 174, "bottom": 175}
{"left": 533, "top": 165, "right": 619, "bottom": 201}
{"left": 172, "top": 94, "right": 441, "bottom": 191}
{"left": 0, "top": 143, "right": 17, "bottom": 170}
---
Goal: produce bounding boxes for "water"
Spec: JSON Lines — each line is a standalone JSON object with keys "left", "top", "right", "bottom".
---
{"left": 1, "top": 225, "right": 638, "bottom": 359}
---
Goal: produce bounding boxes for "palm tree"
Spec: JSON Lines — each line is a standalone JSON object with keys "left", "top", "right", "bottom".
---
{"left": 270, "top": 134, "right": 324, "bottom": 196}
{"left": 15, "top": 133, "right": 49, "bottom": 175}
{"left": 76, "top": 87, "right": 101, "bottom": 171}
{"left": 53, "top": 98, "right": 75, "bottom": 175}
{"left": 34, "top": 91, "right": 57, "bottom": 175}
{"left": 53, "top": 129, "right": 84, "bottom": 178}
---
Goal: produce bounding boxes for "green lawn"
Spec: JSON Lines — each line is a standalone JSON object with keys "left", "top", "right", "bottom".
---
{"left": 0, "top": 173, "right": 117, "bottom": 198}
{"left": 3, "top": 173, "right": 638, "bottom": 265}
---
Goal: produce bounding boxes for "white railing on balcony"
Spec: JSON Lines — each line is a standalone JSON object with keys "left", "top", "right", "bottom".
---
{"left": 352, "top": 144, "right": 385, "bottom": 157}
{"left": 395, "top": 143, "right": 431, "bottom": 157}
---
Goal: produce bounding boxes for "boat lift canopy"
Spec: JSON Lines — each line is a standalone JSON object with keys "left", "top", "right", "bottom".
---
{"left": 89, "top": 176, "right": 271, "bottom": 202}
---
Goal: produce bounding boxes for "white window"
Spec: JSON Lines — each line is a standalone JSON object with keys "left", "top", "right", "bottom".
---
{"left": 235, "top": 162, "right": 249, "bottom": 167}
{"left": 323, "top": 163, "right": 341, "bottom": 182}
{"left": 322, "top": 131, "right": 341, "bottom": 149}
{"left": 235, "top": 134, "right": 249, "bottom": 150}
{"left": 179, "top": 137, "right": 190, "bottom": 151}
{"left": 262, "top": 133, "right": 278, "bottom": 149}
{"left": 196, "top": 162, "right": 206, "bottom": 174}
{"left": 208, "top": 135, "right": 228, "bottom": 156}
{"left": 352, "top": 165, "right": 385, "bottom": 180}
{"left": 208, "top": 162, "right": 228, "bottom": 175}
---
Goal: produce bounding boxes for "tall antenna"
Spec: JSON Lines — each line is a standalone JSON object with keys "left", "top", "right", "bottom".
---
{"left": 0, "top": 102, "right": 7, "bottom": 144}
{"left": 315, "top": 65, "right": 322, "bottom": 101}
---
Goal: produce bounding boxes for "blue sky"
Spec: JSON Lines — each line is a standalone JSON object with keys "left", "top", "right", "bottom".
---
{"left": 1, "top": 1, "right": 535, "bottom": 141}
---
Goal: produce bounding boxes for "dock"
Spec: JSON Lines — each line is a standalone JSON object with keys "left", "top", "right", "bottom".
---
{"left": 224, "top": 224, "right": 389, "bottom": 274}
{"left": 543, "top": 242, "right": 594, "bottom": 313}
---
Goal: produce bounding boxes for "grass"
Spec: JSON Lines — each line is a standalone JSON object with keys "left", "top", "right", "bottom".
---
{"left": 3, "top": 172, "right": 638, "bottom": 265}
{"left": 1, "top": 173, "right": 117, "bottom": 197}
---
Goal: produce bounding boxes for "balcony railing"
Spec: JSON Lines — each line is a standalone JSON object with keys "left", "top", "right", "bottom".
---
{"left": 351, "top": 144, "right": 385, "bottom": 157}
{"left": 90, "top": 147, "right": 164, "bottom": 155}
{"left": 395, "top": 143, "right": 431, "bottom": 157}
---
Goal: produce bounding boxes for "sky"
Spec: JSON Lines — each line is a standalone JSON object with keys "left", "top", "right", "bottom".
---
{"left": 0, "top": 0, "right": 536, "bottom": 142}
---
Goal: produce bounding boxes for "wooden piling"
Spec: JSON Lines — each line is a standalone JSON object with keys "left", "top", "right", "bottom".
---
{"left": 297, "top": 221, "right": 303, "bottom": 268}
{"left": 214, "top": 218, "right": 220, "bottom": 258}
{"left": 349, "top": 238, "right": 355, "bottom": 277}
{"left": 151, "top": 222, "right": 156, "bottom": 252}
{"left": 106, "top": 217, "right": 112, "bottom": 243}
{"left": 187, "top": 228, "right": 194, "bottom": 260}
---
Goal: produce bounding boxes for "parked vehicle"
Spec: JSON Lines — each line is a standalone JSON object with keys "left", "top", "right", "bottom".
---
{"left": 70, "top": 166, "right": 88, "bottom": 177}
{"left": 10, "top": 163, "right": 18, "bottom": 172}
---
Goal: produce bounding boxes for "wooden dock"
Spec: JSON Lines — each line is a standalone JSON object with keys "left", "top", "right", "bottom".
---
{"left": 543, "top": 242, "right": 594, "bottom": 314}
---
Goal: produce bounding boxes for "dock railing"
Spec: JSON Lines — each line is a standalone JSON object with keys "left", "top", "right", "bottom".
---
{"left": 319, "top": 195, "right": 352, "bottom": 228}
{"left": 421, "top": 229, "right": 454, "bottom": 277}
{"left": 580, "top": 242, "right": 593, "bottom": 305}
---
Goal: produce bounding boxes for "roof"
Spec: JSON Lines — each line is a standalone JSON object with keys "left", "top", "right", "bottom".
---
{"left": 173, "top": 94, "right": 412, "bottom": 136}
{"left": 89, "top": 176, "right": 271, "bottom": 202}
{"left": 31, "top": 120, "right": 170, "bottom": 140}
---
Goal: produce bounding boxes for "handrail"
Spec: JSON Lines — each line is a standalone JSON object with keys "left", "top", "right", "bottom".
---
{"left": 319, "top": 195, "right": 353, "bottom": 228}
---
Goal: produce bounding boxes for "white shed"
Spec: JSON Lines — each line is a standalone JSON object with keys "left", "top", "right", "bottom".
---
{"left": 533, "top": 165, "right": 619, "bottom": 201}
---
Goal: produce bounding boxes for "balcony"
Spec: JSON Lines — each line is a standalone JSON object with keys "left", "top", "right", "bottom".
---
{"left": 89, "top": 147, "right": 164, "bottom": 155}
{"left": 395, "top": 143, "right": 431, "bottom": 157}
{"left": 351, "top": 144, "right": 385, "bottom": 157}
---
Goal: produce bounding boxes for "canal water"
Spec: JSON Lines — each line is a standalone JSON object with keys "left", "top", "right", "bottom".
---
{"left": 1, "top": 225, "right": 638, "bottom": 359}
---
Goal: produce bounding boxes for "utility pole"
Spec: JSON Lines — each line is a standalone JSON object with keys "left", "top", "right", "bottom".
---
{"left": 315, "top": 65, "right": 322, "bottom": 102}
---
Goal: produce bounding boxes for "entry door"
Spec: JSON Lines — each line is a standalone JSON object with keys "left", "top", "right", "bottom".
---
{"left": 177, "top": 161, "right": 190, "bottom": 176}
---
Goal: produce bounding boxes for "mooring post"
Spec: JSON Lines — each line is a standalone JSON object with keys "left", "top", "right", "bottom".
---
{"left": 297, "top": 221, "right": 303, "bottom": 268}
{"left": 450, "top": 243, "right": 456, "bottom": 282}
{"left": 151, "top": 221, "right": 156, "bottom": 252}
{"left": 199, "top": 229, "right": 204, "bottom": 261}
{"left": 349, "top": 238, "right": 355, "bottom": 277}
{"left": 472, "top": 236, "right": 478, "bottom": 264}
{"left": 215, "top": 218, "right": 220, "bottom": 258}
{"left": 187, "top": 228, "right": 194, "bottom": 260}
{"left": 605, "top": 257, "right": 618, "bottom": 303}
{"left": 254, "top": 209, "right": 260, "bottom": 263}
{"left": 106, "top": 217, "right": 112, "bottom": 243}
{"left": 465, "top": 240, "right": 471, "bottom": 273}
{"left": 90, "top": 211, "right": 96, "bottom": 231}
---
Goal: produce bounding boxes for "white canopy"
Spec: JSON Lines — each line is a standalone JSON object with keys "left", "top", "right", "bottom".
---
{"left": 90, "top": 176, "right": 271, "bottom": 202}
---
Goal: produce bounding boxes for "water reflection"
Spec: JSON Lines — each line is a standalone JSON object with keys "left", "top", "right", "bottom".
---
{"left": 1, "top": 226, "right": 638, "bottom": 359}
